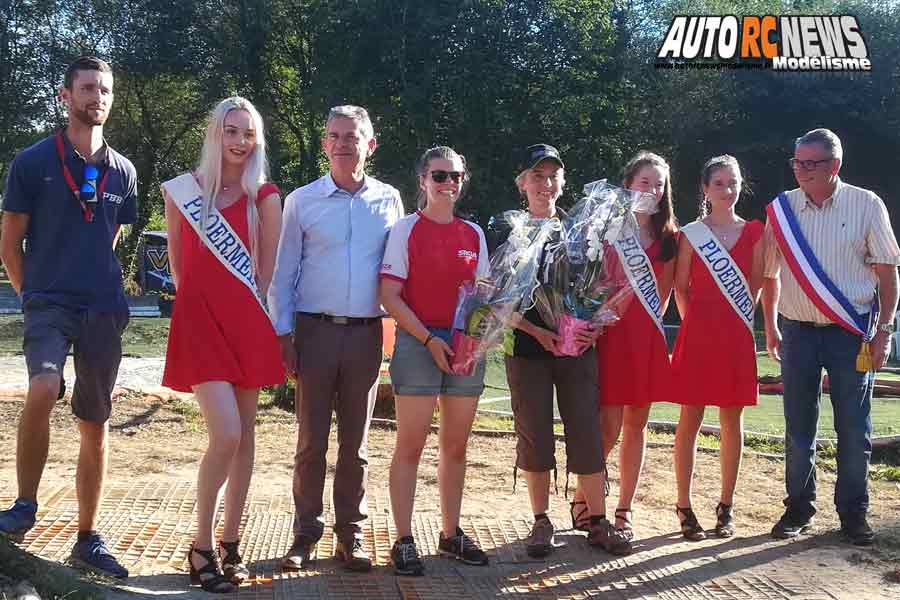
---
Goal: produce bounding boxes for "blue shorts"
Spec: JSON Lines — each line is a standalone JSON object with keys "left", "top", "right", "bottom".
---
{"left": 389, "top": 328, "right": 486, "bottom": 397}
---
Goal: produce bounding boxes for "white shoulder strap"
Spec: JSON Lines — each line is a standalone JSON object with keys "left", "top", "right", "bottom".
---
{"left": 681, "top": 221, "right": 754, "bottom": 333}
{"left": 611, "top": 229, "right": 665, "bottom": 339}
{"left": 161, "top": 174, "right": 266, "bottom": 315}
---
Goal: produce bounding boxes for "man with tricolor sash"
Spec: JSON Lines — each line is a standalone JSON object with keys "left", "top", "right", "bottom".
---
{"left": 762, "top": 128, "right": 900, "bottom": 546}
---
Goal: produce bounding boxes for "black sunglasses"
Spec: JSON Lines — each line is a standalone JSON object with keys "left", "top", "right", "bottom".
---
{"left": 80, "top": 164, "right": 99, "bottom": 204}
{"left": 788, "top": 158, "right": 832, "bottom": 171}
{"left": 430, "top": 170, "right": 464, "bottom": 183}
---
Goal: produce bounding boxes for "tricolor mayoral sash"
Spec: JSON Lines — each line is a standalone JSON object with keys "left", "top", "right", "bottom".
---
{"left": 766, "top": 192, "right": 874, "bottom": 338}
{"left": 611, "top": 230, "right": 665, "bottom": 339}
{"left": 161, "top": 173, "right": 266, "bottom": 314}
{"left": 681, "top": 222, "right": 754, "bottom": 335}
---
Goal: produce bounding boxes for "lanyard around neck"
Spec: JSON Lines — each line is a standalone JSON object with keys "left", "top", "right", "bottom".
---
{"left": 55, "top": 131, "right": 109, "bottom": 223}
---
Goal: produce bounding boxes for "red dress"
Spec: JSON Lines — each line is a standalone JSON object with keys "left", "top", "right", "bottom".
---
{"left": 162, "top": 183, "right": 285, "bottom": 392}
{"left": 670, "top": 220, "right": 763, "bottom": 407}
{"left": 597, "top": 239, "right": 673, "bottom": 406}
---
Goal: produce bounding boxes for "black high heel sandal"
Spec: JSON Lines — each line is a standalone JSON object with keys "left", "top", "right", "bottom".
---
{"left": 676, "top": 506, "right": 707, "bottom": 541}
{"left": 570, "top": 500, "right": 590, "bottom": 532}
{"left": 218, "top": 539, "right": 250, "bottom": 583}
{"left": 189, "top": 545, "right": 236, "bottom": 593}
{"left": 715, "top": 503, "right": 736, "bottom": 538}
{"left": 614, "top": 507, "right": 634, "bottom": 541}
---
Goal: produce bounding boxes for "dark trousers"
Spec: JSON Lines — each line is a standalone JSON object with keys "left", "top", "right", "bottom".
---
{"left": 292, "top": 314, "right": 382, "bottom": 541}
{"left": 781, "top": 317, "right": 873, "bottom": 518}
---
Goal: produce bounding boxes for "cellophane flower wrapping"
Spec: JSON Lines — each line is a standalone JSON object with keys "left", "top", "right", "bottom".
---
{"left": 449, "top": 211, "right": 560, "bottom": 374}
{"left": 532, "top": 180, "right": 647, "bottom": 356}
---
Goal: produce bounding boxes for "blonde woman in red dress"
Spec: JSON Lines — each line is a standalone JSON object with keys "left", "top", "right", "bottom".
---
{"left": 670, "top": 155, "right": 765, "bottom": 540}
{"left": 162, "top": 97, "right": 284, "bottom": 592}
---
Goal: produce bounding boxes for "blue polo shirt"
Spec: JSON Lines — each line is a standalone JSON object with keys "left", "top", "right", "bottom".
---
{"left": 2, "top": 132, "right": 138, "bottom": 313}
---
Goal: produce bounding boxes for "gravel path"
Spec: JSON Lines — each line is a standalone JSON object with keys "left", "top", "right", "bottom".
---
{"left": 0, "top": 356, "right": 166, "bottom": 394}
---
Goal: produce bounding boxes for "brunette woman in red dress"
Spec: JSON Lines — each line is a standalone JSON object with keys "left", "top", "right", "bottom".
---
{"left": 670, "top": 155, "right": 765, "bottom": 540}
{"left": 572, "top": 152, "right": 678, "bottom": 540}
{"left": 162, "top": 97, "right": 284, "bottom": 592}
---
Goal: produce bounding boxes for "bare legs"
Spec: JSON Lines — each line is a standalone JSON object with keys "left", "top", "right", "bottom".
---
{"left": 193, "top": 382, "right": 259, "bottom": 551}
{"left": 675, "top": 404, "right": 745, "bottom": 510}
{"left": 390, "top": 394, "right": 478, "bottom": 539}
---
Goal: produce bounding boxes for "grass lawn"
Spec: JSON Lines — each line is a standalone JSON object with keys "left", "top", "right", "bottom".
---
{"left": 0, "top": 314, "right": 171, "bottom": 357}
{"left": 479, "top": 349, "right": 900, "bottom": 438}
{"left": 3, "top": 315, "right": 899, "bottom": 437}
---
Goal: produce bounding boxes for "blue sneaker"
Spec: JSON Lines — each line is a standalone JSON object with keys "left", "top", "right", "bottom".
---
{"left": 69, "top": 533, "right": 129, "bottom": 579}
{"left": 0, "top": 498, "right": 37, "bottom": 543}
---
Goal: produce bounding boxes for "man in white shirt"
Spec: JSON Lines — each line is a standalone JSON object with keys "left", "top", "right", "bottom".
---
{"left": 268, "top": 105, "right": 404, "bottom": 570}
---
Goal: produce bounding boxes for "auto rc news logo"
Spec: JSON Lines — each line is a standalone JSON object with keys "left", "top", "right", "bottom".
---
{"left": 656, "top": 15, "right": 871, "bottom": 72}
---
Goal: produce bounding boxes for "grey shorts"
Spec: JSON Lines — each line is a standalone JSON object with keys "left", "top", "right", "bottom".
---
{"left": 23, "top": 298, "right": 128, "bottom": 423}
{"left": 389, "top": 328, "right": 486, "bottom": 397}
{"left": 505, "top": 350, "right": 605, "bottom": 475}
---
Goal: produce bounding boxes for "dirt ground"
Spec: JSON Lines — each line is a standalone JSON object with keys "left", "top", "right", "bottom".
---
{"left": 1, "top": 389, "right": 900, "bottom": 598}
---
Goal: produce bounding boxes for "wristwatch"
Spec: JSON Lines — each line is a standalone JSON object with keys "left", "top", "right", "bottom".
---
{"left": 878, "top": 322, "right": 895, "bottom": 334}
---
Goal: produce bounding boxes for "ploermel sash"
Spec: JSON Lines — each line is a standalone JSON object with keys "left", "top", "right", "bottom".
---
{"left": 682, "top": 222, "right": 754, "bottom": 334}
{"left": 161, "top": 174, "right": 266, "bottom": 315}
{"left": 612, "top": 231, "right": 665, "bottom": 339}
{"left": 766, "top": 192, "right": 872, "bottom": 337}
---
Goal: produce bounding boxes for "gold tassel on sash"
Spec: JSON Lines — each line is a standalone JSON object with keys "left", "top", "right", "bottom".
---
{"left": 856, "top": 341, "right": 872, "bottom": 373}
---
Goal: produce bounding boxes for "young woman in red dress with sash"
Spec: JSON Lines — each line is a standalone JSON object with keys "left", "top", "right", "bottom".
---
{"left": 162, "top": 97, "right": 284, "bottom": 592}
{"left": 671, "top": 155, "right": 765, "bottom": 540}
{"left": 571, "top": 152, "right": 677, "bottom": 541}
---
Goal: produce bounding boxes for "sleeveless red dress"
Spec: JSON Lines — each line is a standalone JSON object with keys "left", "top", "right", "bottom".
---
{"left": 670, "top": 220, "right": 763, "bottom": 407}
{"left": 162, "top": 183, "right": 285, "bottom": 392}
{"left": 597, "top": 239, "right": 673, "bottom": 406}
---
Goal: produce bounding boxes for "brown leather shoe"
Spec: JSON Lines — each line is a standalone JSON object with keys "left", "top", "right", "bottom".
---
{"left": 281, "top": 535, "right": 316, "bottom": 570}
{"left": 334, "top": 537, "right": 372, "bottom": 572}
{"left": 588, "top": 518, "right": 633, "bottom": 556}
{"left": 525, "top": 516, "right": 555, "bottom": 558}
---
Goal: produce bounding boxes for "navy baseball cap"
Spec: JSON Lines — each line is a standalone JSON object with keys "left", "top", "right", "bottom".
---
{"left": 520, "top": 144, "right": 565, "bottom": 171}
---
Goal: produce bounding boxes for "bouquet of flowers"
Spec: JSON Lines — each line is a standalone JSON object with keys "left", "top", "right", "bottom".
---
{"left": 533, "top": 180, "right": 645, "bottom": 356}
{"left": 449, "top": 211, "right": 560, "bottom": 374}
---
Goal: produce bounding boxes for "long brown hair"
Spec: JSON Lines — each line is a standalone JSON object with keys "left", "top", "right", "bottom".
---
{"left": 622, "top": 151, "right": 678, "bottom": 262}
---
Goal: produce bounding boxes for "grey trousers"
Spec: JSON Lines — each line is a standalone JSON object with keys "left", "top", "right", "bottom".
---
{"left": 291, "top": 314, "right": 382, "bottom": 542}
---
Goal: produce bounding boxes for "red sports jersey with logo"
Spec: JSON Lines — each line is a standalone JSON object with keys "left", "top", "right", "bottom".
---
{"left": 381, "top": 212, "right": 489, "bottom": 328}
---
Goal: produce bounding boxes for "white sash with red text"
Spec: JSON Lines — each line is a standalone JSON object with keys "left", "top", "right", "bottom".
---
{"left": 682, "top": 222, "right": 754, "bottom": 334}
{"left": 161, "top": 173, "right": 266, "bottom": 314}
{"left": 612, "top": 231, "right": 665, "bottom": 339}
{"left": 766, "top": 192, "right": 870, "bottom": 337}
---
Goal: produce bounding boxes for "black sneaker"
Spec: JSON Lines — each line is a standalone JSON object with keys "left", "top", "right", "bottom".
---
{"left": 840, "top": 513, "right": 874, "bottom": 546}
{"left": 772, "top": 509, "right": 814, "bottom": 539}
{"left": 391, "top": 536, "right": 424, "bottom": 576}
{"left": 438, "top": 527, "right": 488, "bottom": 566}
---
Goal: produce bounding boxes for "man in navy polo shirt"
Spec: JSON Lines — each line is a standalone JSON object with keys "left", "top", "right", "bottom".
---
{"left": 0, "top": 56, "right": 136, "bottom": 579}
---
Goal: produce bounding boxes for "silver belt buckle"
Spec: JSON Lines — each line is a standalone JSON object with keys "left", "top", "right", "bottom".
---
{"left": 331, "top": 315, "right": 349, "bottom": 325}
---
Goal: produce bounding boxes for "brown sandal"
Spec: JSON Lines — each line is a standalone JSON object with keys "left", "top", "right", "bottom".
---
{"left": 570, "top": 500, "right": 590, "bottom": 532}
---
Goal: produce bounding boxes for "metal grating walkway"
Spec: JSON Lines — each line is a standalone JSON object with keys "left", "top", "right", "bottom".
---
{"left": 2, "top": 482, "right": 841, "bottom": 599}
